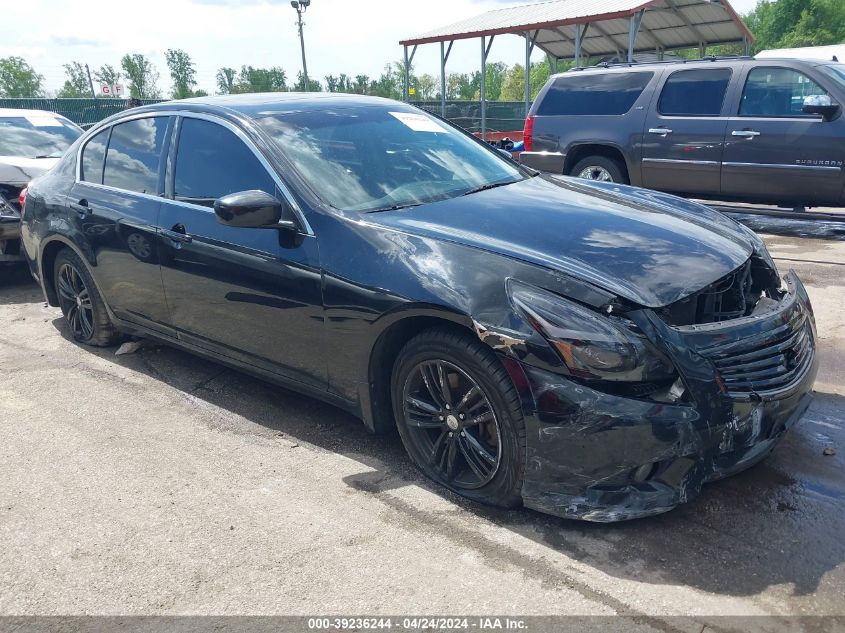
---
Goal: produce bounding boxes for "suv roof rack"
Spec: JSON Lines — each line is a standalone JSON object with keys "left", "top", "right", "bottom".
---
{"left": 569, "top": 55, "right": 753, "bottom": 71}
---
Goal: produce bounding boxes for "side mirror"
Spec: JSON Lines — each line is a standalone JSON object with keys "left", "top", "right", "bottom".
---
{"left": 213, "top": 190, "right": 296, "bottom": 230}
{"left": 802, "top": 94, "right": 840, "bottom": 120}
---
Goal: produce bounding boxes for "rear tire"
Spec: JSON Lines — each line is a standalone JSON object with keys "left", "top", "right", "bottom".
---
{"left": 569, "top": 155, "right": 628, "bottom": 184}
{"left": 53, "top": 248, "right": 119, "bottom": 347}
{"left": 391, "top": 327, "right": 525, "bottom": 509}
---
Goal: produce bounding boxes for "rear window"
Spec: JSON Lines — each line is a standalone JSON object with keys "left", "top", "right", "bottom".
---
{"left": 102, "top": 117, "right": 169, "bottom": 195}
{"left": 658, "top": 68, "right": 732, "bottom": 116}
{"left": 536, "top": 72, "right": 653, "bottom": 116}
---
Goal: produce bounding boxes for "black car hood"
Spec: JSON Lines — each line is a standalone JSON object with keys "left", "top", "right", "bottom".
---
{"left": 364, "top": 175, "right": 754, "bottom": 308}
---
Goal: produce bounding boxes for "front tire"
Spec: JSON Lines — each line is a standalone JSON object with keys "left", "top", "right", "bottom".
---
{"left": 391, "top": 328, "right": 525, "bottom": 508}
{"left": 53, "top": 248, "right": 119, "bottom": 347}
{"left": 569, "top": 155, "right": 628, "bottom": 184}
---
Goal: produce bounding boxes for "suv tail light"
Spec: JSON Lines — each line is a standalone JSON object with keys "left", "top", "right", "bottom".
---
{"left": 522, "top": 115, "right": 534, "bottom": 152}
{"left": 18, "top": 187, "right": 28, "bottom": 217}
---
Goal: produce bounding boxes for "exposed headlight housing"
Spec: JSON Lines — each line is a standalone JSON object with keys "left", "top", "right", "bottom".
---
{"left": 508, "top": 280, "right": 676, "bottom": 384}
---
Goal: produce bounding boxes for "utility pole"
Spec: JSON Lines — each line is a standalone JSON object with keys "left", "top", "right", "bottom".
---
{"left": 291, "top": 0, "right": 311, "bottom": 90}
{"left": 85, "top": 64, "right": 96, "bottom": 98}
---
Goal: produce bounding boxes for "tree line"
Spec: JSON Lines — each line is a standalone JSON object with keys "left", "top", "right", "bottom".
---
{"left": 2, "top": 0, "right": 843, "bottom": 100}
{"left": 0, "top": 48, "right": 559, "bottom": 102}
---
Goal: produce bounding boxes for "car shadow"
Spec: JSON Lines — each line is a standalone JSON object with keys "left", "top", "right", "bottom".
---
{"left": 51, "top": 317, "right": 845, "bottom": 605}
{"left": 0, "top": 264, "right": 40, "bottom": 306}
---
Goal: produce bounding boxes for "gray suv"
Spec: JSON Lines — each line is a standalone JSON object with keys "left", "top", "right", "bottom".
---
{"left": 521, "top": 58, "right": 845, "bottom": 207}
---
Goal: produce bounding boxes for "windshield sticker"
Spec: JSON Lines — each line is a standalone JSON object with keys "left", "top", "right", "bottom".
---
{"left": 389, "top": 111, "right": 446, "bottom": 133}
{"left": 25, "top": 116, "right": 64, "bottom": 128}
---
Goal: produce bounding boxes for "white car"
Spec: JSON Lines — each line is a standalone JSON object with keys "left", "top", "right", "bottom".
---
{"left": 0, "top": 109, "right": 82, "bottom": 263}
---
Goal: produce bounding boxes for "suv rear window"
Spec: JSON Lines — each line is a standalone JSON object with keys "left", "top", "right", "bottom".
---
{"left": 536, "top": 72, "right": 653, "bottom": 116}
{"left": 658, "top": 68, "right": 732, "bottom": 116}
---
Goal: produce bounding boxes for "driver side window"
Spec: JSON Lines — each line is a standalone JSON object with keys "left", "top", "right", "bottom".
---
{"left": 173, "top": 118, "right": 276, "bottom": 207}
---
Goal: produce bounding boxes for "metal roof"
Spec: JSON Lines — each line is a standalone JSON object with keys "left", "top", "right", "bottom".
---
{"left": 400, "top": 0, "right": 753, "bottom": 58}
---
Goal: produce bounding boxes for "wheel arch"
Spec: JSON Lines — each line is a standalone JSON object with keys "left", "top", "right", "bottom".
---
{"left": 39, "top": 236, "right": 99, "bottom": 307}
{"left": 364, "top": 309, "right": 487, "bottom": 435}
{"left": 563, "top": 143, "right": 631, "bottom": 183}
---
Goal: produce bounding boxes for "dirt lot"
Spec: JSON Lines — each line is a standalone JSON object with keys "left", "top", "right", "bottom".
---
{"left": 0, "top": 228, "right": 843, "bottom": 626}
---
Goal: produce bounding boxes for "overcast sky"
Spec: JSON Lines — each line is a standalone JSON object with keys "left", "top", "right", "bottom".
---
{"left": 6, "top": 0, "right": 761, "bottom": 95}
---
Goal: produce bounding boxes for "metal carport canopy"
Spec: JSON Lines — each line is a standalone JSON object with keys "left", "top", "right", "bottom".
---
{"left": 399, "top": 0, "right": 753, "bottom": 136}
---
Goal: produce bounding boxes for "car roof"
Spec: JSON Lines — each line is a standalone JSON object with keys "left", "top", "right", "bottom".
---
{"left": 557, "top": 56, "right": 831, "bottom": 77}
{"left": 141, "top": 92, "right": 402, "bottom": 119}
{"left": 0, "top": 108, "right": 75, "bottom": 119}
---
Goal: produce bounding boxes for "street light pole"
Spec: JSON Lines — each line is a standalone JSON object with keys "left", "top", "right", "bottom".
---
{"left": 291, "top": 0, "right": 310, "bottom": 90}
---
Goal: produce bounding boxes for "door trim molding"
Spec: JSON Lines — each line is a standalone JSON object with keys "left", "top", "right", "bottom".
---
{"left": 722, "top": 161, "right": 841, "bottom": 172}
{"left": 642, "top": 158, "right": 720, "bottom": 166}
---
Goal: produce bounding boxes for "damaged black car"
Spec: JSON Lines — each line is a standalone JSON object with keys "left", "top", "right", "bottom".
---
{"left": 20, "top": 95, "right": 817, "bottom": 521}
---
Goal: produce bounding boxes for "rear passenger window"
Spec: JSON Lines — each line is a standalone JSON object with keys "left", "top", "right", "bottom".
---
{"left": 536, "top": 72, "right": 653, "bottom": 116}
{"left": 80, "top": 127, "right": 110, "bottom": 184}
{"left": 174, "top": 118, "right": 275, "bottom": 207}
{"left": 658, "top": 68, "right": 732, "bottom": 116}
{"left": 740, "top": 67, "right": 828, "bottom": 117}
{"left": 103, "top": 117, "right": 169, "bottom": 194}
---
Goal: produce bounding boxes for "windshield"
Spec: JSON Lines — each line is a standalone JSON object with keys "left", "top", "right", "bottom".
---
{"left": 0, "top": 115, "right": 81, "bottom": 159}
{"left": 819, "top": 63, "right": 845, "bottom": 92}
{"left": 255, "top": 106, "right": 523, "bottom": 212}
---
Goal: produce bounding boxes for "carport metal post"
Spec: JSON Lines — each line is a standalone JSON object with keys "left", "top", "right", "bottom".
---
{"left": 403, "top": 44, "right": 417, "bottom": 102}
{"left": 403, "top": 45, "right": 409, "bottom": 102}
{"left": 628, "top": 10, "right": 644, "bottom": 63}
{"left": 440, "top": 40, "right": 453, "bottom": 117}
{"left": 481, "top": 35, "right": 494, "bottom": 141}
{"left": 524, "top": 32, "right": 530, "bottom": 117}
{"left": 574, "top": 23, "right": 589, "bottom": 68}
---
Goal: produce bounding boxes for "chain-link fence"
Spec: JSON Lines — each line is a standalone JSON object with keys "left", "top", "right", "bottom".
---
{"left": 0, "top": 98, "right": 164, "bottom": 129}
{"left": 0, "top": 97, "right": 528, "bottom": 134}
{"left": 415, "top": 100, "right": 528, "bottom": 134}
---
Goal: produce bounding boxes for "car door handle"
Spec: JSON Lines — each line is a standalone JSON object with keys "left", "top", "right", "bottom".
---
{"left": 648, "top": 127, "right": 672, "bottom": 135}
{"left": 69, "top": 199, "right": 92, "bottom": 217}
{"left": 731, "top": 130, "right": 761, "bottom": 138}
{"left": 161, "top": 226, "right": 192, "bottom": 244}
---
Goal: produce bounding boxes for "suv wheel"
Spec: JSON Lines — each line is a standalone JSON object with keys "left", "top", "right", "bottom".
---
{"left": 54, "top": 248, "right": 119, "bottom": 346}
{"left": 569, "top": 155, "right": 628, "bottom": 184}
{"left": 391, "top": 328, "right": 525, "bottom": 508}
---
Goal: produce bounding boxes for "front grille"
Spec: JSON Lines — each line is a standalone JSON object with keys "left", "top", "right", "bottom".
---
{"left": 699, "top": 313, "right": 814, "bottom": 397}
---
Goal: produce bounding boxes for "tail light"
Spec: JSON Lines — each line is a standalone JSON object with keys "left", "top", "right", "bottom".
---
{"left": 18, "top": 187, "right": 28, "bottom": 212}
{"left": 522, "top": 115, "right": 534, "bottom": 152}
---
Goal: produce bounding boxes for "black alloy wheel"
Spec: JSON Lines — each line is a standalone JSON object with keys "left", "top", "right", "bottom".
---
{"left": 53, "top": 248, "right": 119, "bottom": 347}
{"left": 402, "top": 359, "right": 502, "bottom": 489}
{"left": 56, "top": 261, "right": 95, "bottom": 341}
{"left": 392, "top": 328, "right": 525, "bottom": 508}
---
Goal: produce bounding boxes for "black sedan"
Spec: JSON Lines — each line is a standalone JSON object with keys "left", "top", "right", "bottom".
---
{"left": 20, "top": 94, "right": 817, "bottom": 521}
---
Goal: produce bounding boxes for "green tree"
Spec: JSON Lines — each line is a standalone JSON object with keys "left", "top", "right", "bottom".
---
{"left": 58, "top": 61, "right": 90, "bottom": 97}
{"left": 293, "top": 71, "right": 321, "bottom": 92}
{"left": 235, "top": 66, "right": 288, "bottom": 92}
{"left": 353, "top": 75, "right": 370, "bottom": 94}
{"left": 216, "top": 67, "right": 237, "bottom": 94}
{"left": 417, "top": 73, "right": 437, "bottom": 99}
{"left": 0, "top": 56, "right": 44, "bottom": 97}
{"left": 165, "top": 48, "right": 197, "bottom": 99}
{"left": 120, "top": 53, "right": 161, "bottom": 99}
{"left": 745, "top": 0, "right": 845, "bottom": 51}
{"left": 93, "top": 64, "right": 122, "bottom": 93}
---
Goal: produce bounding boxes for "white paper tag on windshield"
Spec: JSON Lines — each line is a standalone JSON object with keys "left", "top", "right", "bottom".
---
{"left": 389, "top": 111, "right": 446, "bottom": 133}
{"left": 25, "top": 116, "right": 63, "bottom": 127}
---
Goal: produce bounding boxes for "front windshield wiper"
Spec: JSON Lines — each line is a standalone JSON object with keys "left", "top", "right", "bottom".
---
{"left": 367, "top": 202, "right": 422, "bottom": 213}
{"left": 461, "top": 179, "right": 520, "bottom": 197}
{"left": 34, "top": 153, "right": 62, "bottom": 159}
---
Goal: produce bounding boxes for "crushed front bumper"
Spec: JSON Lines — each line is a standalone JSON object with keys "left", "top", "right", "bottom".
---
{"left": 515, "top": 271, "right": 818, "bottom": 522}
